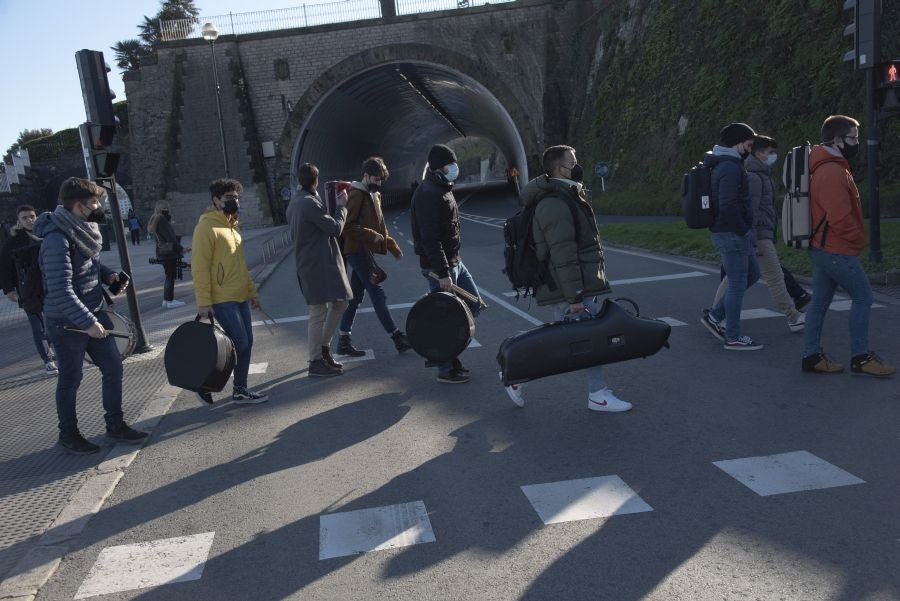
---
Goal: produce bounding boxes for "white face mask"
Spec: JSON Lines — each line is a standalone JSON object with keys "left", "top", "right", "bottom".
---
{"left": 445, "top": 163, "right": 460, "bottom": 182}
{"left": 766, "top": 153, "right": 778, "bottom": 167}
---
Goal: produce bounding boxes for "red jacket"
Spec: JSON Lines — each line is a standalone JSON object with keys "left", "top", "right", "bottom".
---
{"left": 808, "top": 145, "right": 865, "bottom": 256}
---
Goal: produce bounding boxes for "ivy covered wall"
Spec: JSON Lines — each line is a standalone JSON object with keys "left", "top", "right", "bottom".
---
{"left": 571, "top": 0, "right": 900, "bottom": 216}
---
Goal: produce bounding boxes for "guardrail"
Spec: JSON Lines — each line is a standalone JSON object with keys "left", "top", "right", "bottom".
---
{"left": 160, "top": 0, "right": 514, "bottom": 41}
{"left": 261, "top": 227, "right": 295, "bottom": 265}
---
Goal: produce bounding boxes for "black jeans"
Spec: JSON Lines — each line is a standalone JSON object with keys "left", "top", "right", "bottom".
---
{"left": 25, "top": 310, "right": 51, "bottom": 362}
{"left": 162, "top": 258, "right": 178, "bottom": 301}
{"left": 130, "top": 230, "right": 141, "bottom": 245}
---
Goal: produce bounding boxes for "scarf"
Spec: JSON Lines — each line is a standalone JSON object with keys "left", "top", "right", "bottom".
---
{"left": 49, "top": 205, "right": 103, "bottom": 257}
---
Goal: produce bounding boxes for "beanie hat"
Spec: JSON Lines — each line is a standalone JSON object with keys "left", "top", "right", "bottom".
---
{"left": 427, "top": 144, "right": 458, "bottom": 171}
{"left": 720, "top": 122, "right": 757, "bottom": 147}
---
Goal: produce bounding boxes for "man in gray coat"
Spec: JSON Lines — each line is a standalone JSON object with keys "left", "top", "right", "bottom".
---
{"left": 712, "top": 135, "right": 805, "bottom": 332}
{"left": 286, "top": 163, "right": 353, "bottom": 377}
{"left": 34, "top": 177, "right": 148, "bottom": 455}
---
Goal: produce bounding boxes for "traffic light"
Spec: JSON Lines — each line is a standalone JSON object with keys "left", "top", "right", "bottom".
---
{"left": 842, "top": 0, "right": 881, "bottom": 70}
{"left": 877, "top": 60, "right": 900, "bottom": 117}
{"left": 75, "top": 50, "right": 119, "bottom": 178}
{"left": 78, "top": 123, "right": 119, "bottom": 179}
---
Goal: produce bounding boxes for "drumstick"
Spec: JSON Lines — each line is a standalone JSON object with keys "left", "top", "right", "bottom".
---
{"left": 64, "top": 327, "right": 132, "bottom": 338}
{"left": 427, "top": 272, "right": 488, "bottom": 309}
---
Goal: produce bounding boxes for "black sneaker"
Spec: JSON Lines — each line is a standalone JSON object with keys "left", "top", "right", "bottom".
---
{"left": 392, "top": 330, "right": 412, "bottom": 353}
{"left": 336, "top": 334, "right": 366, "bottom": 357}
{"left": 437, "top": 370, "right": 470, "bottom": 384}
{"left": 794, "top": 293, "right": 813, "bottom": 312}
{"left": 197, "top": 391, "right": 214, "bottom": 404}
{"left": 321, "top": 346, "right": 343, "bottom": 369}
{"left": 452, "top": 357, "right": 469, "bottom": 375}
{"left": 58, "top": 432, "right": 101, "bottom": 455}
{"left": 701, "top": 309, "right": 725, "bottom": 342}
{"left": 233, "top": 387, "right": 269, "bottom": 403}
{"left": 105, "top": 423, "right": 149, "bottom": 444}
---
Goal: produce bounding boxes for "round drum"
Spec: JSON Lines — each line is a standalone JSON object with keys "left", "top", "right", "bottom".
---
{"left": 86, "top": 310, "right": 136, "bottom": 363}
{"left": 164, "top": 319, "right": 237, "bottom": 393}
{"left": 405, "top": 291, "right": 474, "bottom": 363}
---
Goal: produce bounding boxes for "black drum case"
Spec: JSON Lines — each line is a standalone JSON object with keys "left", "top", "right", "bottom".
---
{"left": 165, "top": 317, "right": 237, "bottom": 393}
{"left": 406, "top": 291, "right": 475, "bottom": 363}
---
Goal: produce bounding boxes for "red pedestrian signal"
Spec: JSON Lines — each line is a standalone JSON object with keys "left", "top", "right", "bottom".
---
{"left": 877, "top": 60, "right": 900, "bottom": 118}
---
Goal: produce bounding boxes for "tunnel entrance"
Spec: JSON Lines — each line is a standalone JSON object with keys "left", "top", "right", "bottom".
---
{"left": 289, "top": 61, "right": 528, "bottom": 203}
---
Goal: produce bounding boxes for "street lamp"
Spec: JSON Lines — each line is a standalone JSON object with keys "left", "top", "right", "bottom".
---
{"left": 202, "top": 22, "right": 230, "bottom": 178}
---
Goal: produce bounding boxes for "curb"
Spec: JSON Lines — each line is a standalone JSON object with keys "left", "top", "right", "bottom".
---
{"left": 0, "top": 384, "right": 181, "bottom": 601}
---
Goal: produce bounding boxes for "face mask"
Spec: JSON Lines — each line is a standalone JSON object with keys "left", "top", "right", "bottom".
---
{"left": 740, "top": 149, "right": 750, "bottom": 160}
{"left": 367, "top": 183, "right": 381, "bottom": 193}
{"left": 85, "top": 207, "right": 106, "bottom": 223}
{"left": 222, "top": 199, "right": 240, "bottom": 215}
{"left": 840, "top": 141, "right": 859, "bottom": 160}
{"left": 766, "top": 153, "right": 778, "bottom": 167}
{"left": 163, "top": 211, "right": 172, "bottom": 221}
{"left": 569, "top": 163, "right": 584, "bottom": 183}
{"left": 444, "top": 163, "right": 460, "bottom": 182}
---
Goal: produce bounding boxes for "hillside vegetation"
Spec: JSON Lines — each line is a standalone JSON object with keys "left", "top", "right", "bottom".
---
{"left": 573, "top": 0, "right": 900, "bottom": 217}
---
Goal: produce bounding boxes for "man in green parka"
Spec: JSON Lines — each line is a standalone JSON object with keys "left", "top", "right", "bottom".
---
{"left": 503, "top": 145, "right": 631, "bottom": 413}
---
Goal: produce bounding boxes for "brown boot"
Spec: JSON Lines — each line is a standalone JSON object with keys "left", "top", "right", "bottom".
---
{"left": 801, "top": 352, "right": 844, "bottom": 374}
{"left": 309, "top": 359, "right": 341, "bottom": 378}
{"left": 321, "top": 346, "right": 343, "bottom": 369}
{"left": 851, "top": 352, "right": 896, "bottom": 378}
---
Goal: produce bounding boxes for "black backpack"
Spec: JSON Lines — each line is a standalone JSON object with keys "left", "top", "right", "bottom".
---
{"left": 11, "top": 231, "right": 76, "bottom": 314}
{"left": 502, "top": 194, "right": 579, "bottom": 297}
{"left": 10, "top": 232, "right": 46, "bottom": 314}
{"left": 681, "top": 163, "right": 715, "bottom": 228}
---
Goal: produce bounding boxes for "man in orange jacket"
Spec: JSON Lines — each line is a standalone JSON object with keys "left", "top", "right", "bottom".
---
{"left": 801, "top": 115, "right": 894, "bottom": 377}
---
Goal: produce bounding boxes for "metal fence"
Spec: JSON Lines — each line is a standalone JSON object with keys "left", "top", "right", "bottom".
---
{"left": 160, "top": 0, "right": 515, "bottom": 41}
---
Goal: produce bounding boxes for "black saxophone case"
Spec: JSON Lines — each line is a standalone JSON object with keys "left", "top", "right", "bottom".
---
{"left": 165, "top": 316, "right": 237, "bottom": 393}
{"left": 497, "top": 298, "right": 671, "bottom": 386}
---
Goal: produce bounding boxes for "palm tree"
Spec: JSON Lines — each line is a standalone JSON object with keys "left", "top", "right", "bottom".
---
{"left": 111, "top": 39, "right": 148, "bottom": 71}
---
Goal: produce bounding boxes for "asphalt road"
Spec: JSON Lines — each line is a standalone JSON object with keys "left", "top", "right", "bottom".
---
{"left": 33, "top": 188, "right": 900, "bottom": 601}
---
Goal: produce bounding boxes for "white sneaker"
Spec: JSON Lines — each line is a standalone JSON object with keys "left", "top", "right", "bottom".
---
{"left": 588, "top": 388, "right": 632, "bottom": 412}
{"left": 161, "top": 300, "right": 169, "bottom": 309}
{"left": 168, "top": 299, "right": 185, "bottom": 307}
{"left": 788, "top": 312, "right": 805, "bottom": 332}
{"left": 44, "top": 360, "right": 58, "bottom": 373}
{"left": 500, "top": 372, "right": 525, "bottom": 407}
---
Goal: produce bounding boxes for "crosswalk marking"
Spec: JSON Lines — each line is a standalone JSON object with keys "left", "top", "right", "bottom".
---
{"left": 740, "top": 308, "right": 783, "bottom": 320}
{"left": 829, "top": 299, "right": 884, "bottom": 311}
{"left": 334, "top": 349, "right": 375, "bottom": 363}
{"left": 247, "top": 362, "right": 268, "bottom": 374}
{"left": 521, "top": 476, "right": 653, "bottom": 525}
{"left": 319, "top": 501, "right": 436, "bottom": 560}
{"left": 74, "top": 532, "right": 215, "bottom": 599}
{"left": 657, "top": 317, "right": 687, "bottom": 326}
{"left": 713, "top": 451, "right": 865, "bottom": 497}
{"left": 467, "top": 338, "right": 481, "bottom": 348}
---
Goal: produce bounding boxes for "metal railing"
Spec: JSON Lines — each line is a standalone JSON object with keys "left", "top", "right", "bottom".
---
{"left": 160, "top": 0, "right": 515, "bottom": 41}
{"left": 261, "top": 227, "right": 294, "bottom": 265}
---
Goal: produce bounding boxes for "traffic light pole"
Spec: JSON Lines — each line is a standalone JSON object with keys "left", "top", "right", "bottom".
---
{"left": 865, "top": 68, "right": 882, "bottom": 263}
{"left": 99, "top": 176, "right": 153, "bottom": 353}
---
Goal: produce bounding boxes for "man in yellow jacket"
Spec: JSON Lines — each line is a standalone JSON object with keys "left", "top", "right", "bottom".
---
{"left": 192, "top": 178, "right": 268, "bottom": 404}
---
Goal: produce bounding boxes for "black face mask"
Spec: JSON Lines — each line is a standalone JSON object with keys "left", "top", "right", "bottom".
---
{"left": 163, "top": 211, "right": 172, "bottom": 221}
{"left": 222, "top": 199, "right": 239, "bottom": 215}
{"left": 840, "top": 141, "right": 859, "bottom": 160}
{"left": 85, "top": 207, "right": 106, "bottom": 223}
{"left": 569, "top": 163, "right": 584, "bottom": 183}
{"left": 367, "top": 183, "right": 381, "bottom": 193}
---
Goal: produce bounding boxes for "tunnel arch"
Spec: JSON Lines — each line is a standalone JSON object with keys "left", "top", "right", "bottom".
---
{"left": 274, "top": 43, "right": 537, "bottom": 209}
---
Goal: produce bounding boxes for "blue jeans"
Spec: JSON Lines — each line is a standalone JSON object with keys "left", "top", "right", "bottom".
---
{"left": 213, "top": 301, "right": 254, "bottom": 389}
{"left": 340, "top": 253, "right": 397, "bottom": 335}
{"left": 553, "top": 299, "right": 607, "bottom": 393}
{"left": 803, "top": 248, "right": 872, "bottom": 357}
{"left": 710, "top": 231, "right": 760, "bottom": 341}
{"left": 46, "top": 312, "right": 124, "bottom": 437}
{"left": 25, "top": 310, "right": 51, "bottom": 362}
{"left": 421, "top": 261, "right": 482, "bottom": 373}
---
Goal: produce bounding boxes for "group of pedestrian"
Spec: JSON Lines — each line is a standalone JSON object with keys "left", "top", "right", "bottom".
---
{"left": 699, "top": 117, "right": 894, "bottom": 377}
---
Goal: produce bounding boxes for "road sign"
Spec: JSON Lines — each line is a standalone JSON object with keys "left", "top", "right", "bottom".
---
{"left": 595, "top": 162, "right": 610, "bottom": 178}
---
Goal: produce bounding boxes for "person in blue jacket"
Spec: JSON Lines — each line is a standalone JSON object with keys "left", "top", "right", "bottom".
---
{"left": 34, "top": 177, "right": 148, "bottom": 455}
{"left": 700, "top": 122, "right": 764, "bottom": 351}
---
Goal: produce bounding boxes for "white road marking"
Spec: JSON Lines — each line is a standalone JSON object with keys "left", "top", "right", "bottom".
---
{"left": 74, "top": 532, "right": 215, "bottom": 599}
{"left": 467, "top": 338, "right": 481, "bottom": 348}
{"left": 521, "top": 476, "right": 653, "bottom": 525}
{"left": 829, "top": 299, "right": 884, "bottom": 311}
{"left": 608, "top": 271, "right": 709, "bottom": 285}
{"left": 657, "top": 317, "right": 687, "bottom": 326}
{"left": 713, "top": 451, "right": 865, "bottom": 497}
{"left": 247, "top": 362, "right": 268, "bottom": 374}
{"left": 319, "top": 501, "right": 435, "bottom": 560}
{"left": 740, "top": 308, "right": 784, "bottom": 320}
{"left": 478, "top": 288, "right": 543, "bottom": 326}
{"left": 252, "top": 303, "right": 415, "bottom": 328}
{"left": 334, "top": 349, "right": 375, "bottom": 363}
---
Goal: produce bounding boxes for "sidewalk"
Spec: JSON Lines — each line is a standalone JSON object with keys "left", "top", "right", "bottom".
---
{"left": 0, "top": 224, "right": 294, "bottom": 589}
